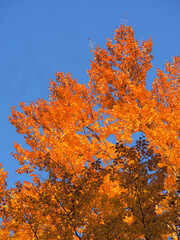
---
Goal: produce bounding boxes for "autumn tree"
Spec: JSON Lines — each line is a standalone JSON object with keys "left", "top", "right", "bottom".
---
{"left": 0, "top": 24, "right": 179, "bottom": 239}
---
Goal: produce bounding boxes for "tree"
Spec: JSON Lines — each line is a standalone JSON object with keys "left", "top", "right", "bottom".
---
{"left": 0, "top": 24, "right": 179, "bottom": 239}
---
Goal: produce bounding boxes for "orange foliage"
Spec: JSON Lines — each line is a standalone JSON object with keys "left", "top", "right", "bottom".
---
{"left": 0, "top": 24, "right": 179, "bottom": 239}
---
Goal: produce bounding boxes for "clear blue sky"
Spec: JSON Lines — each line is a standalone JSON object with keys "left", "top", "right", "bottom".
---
{"left": 1, "top": 0, "right": 180, "bottom": 186}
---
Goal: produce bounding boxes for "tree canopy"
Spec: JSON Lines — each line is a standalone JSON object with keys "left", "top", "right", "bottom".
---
{"left": 0, "top": 24, "right": 180, "bottom": 239}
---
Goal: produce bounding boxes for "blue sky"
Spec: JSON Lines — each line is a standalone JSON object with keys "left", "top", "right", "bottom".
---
{"left": 1, "top": 0, "right": 180, "bottom": 186}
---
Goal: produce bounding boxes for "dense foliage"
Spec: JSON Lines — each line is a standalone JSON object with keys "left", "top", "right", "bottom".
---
{"left": 0, "top": 24, "right": 179, "bottom": 239}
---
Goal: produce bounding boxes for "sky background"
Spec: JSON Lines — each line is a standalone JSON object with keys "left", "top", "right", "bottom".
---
{"left": 1, "top": 0, "right": 180, "bottom": 186}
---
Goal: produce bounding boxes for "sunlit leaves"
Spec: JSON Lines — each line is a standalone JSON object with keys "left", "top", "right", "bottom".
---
{"left": 1, "top": 24, "right": 180, "bottom": 239}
